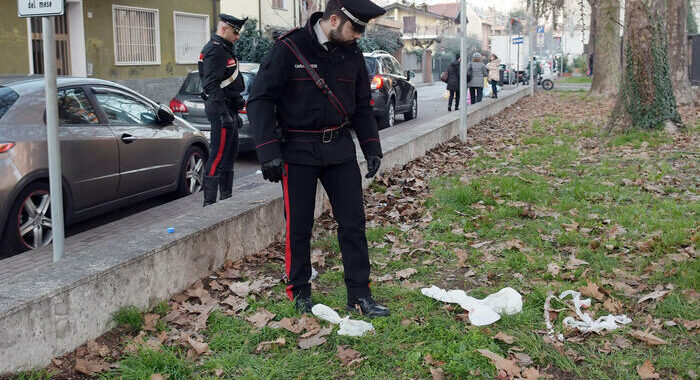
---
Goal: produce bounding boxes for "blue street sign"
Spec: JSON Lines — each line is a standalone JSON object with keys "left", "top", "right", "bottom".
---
{"left": 537, "top": 25, "right": 545, "bottom": 33}
{"left": 512, "top": 36, "right": 524, "bottom": 44}
{"left": 513, "top": 40, "right": 524, "bottom": 45}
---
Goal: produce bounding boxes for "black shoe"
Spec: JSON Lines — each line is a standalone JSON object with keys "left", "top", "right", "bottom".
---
{"left": 347, "top": 297, "right": 390, "bottom": 318}
{"left": 295, "top": 295, "right": 313, "bottom": 314}
{"left": 219, "top": 170, "right": 234, "bottom": 200}
{"left": 454, "top": 107, "right": 459, "bottom": 111}
{"left": 448, "top": 107, "right": 451, "bottom": 112}
{"left": 202, "top": 175, "right": 219, "bottom": 207}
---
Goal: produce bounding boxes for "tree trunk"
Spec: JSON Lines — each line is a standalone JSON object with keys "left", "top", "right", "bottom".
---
{"left": 299, "top": 0, "right": 322, "bottom": 26}
{"left": 667, "top": 0, "right": 697, "bottom": 105}
{"left": 586, "top": 0, "right": 598, "bottom": 56}
{"left": 607, "top": 0, "right": 682, "bottom": 132}
{"left": 589, "top": 0, "right": 621, "bottom": 97}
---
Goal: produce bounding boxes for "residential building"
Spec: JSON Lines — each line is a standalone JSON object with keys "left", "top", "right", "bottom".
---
{"left": 220, "top": 0, "right": 310, "bottom": 37}
{"left": 1, "top": 0, "right": 217, "bottom": 103}
{"left": 428, "top": 2, "right": 483, "bottom": 40}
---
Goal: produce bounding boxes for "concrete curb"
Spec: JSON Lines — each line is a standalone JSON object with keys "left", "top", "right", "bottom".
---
{"left": 0, "top": 87, "right": 530, "bottom": 373}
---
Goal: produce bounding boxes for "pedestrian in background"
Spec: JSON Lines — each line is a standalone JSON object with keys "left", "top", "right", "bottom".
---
{"left": 467, "top": 52, "right": 488, "bottom": 104}
{"left": 486, "top": 54, "right": 501, "bottom": 99}
{"left": 199, "top": 14, "right": 247, "bottom": 207}
{"left": 249, "top": 0, "right": 390, "bottom": 318}
{"left": 446, "top": 54, "right": 460, "bottom": 111}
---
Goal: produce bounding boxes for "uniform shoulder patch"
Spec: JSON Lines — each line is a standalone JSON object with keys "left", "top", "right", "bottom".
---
{"left": 276, "top": 27, "right": 300, "bottom": 40}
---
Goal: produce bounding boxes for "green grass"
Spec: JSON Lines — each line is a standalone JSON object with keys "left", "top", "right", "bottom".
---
{"left": 30, "top": 92, "right": 699, "bottom": 380}
{"left": 112, "top": 305, "right": 145, "bottom": 332}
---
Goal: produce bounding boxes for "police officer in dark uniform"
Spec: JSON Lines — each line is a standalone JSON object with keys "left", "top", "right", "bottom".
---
{"left": 199, "top": 14, "right": 247, "bottom": 206}
{"left": 248, "top": 0, "right": 389, "bottom": 317}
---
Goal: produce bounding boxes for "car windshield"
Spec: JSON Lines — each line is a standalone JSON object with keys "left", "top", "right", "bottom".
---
{"left": 364, "top": 57, "right": 378, "bottom": 76}
{"left": 0, "top": 86, "right": 19, "bottom": 121}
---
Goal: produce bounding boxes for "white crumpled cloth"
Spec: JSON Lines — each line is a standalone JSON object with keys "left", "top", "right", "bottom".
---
{"left": 421, "top": 286, "right": 523, "bottom": 326}
{"left": 311, "top": 304, "right": 375, "bottom": 337}
{"left": 556, "top": 290, "right": 632, "bottom": 334}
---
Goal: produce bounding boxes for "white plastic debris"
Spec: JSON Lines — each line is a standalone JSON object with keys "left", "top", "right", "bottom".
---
{"left": 421, "top": 286, "right": 523, "bottom": 326}
{"left": 310, "top": 267, "right": 318, "bottom": 281}
{"left": 558, "top": 290, "right": 632, "bottom": 333}
{"left": 311, "top": 304, "right": 375, "bottom": 337}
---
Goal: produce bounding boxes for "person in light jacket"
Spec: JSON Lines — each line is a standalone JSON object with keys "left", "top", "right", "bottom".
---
{"left": 446, "top": 54, "right": 460, "bottom": 111}
{"left": 467, "top": 52, "right": 488, "bottom": 104}
{"left": 485, "top": 54, "right": 501, "bottom": 99}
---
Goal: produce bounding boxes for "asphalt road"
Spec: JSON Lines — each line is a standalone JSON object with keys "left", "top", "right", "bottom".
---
{"left": 67, "top": 82, "right": 452, "bottom": 235}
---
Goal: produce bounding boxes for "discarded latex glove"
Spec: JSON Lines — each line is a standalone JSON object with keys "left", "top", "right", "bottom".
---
{"left": 421, "top": 286, "right": 523, "bottom": 326}
{"left": 558, "top": 290, "right": 632, "bottom": 334}
{"left": 311, "top": 304, "right": 375, "bottom": 337}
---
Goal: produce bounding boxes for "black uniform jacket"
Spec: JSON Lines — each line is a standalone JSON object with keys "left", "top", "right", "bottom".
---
{"left": 248, "top": 12, "right": 382, "bottom": 166}
{"left": 198, "top": 35, "right": 245, "bottom": 121}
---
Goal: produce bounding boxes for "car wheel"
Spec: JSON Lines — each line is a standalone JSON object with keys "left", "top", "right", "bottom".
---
{"left": 176, "top": 146, "right": 206, "bottom": 197}
{"left": 0, "top": 181, "right": 53, "bottom": 258}
{"left": 542, "top": 79, "right": 554, "bottom": 91}
{"left": 403, "top": 95, "right": 417, "bottom": 121}
{"left": 378, "top": 99, "right": 395, "bottom": 129}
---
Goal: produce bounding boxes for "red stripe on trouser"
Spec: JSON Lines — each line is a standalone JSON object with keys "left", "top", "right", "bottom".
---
{"left": 283, "top": 163, "right": 293, "bottom": 300}
{"left": 208, "top": 128, "right": 227, "bottom": 176}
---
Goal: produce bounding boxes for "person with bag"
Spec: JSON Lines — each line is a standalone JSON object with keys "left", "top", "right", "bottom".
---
{"left": 485, "top": 54, "right": 501, "bottom": 99}
{"left": 248, "top": 0, "right": 390, "bottom": 318}
{"left": 467, "top": 52, "right": 488, "bottom": 104}
{"left": 446, "top": 54, "right": 460, "bottom": 111}
{"left": 199, "top": 14, "right": 247, "bottom": 207}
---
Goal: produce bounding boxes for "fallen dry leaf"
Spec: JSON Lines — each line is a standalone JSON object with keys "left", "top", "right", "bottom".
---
{"left": 494, "top": 332, "right": 515, "bottom": 344}
{"left": 256, "top": 337, "right": 286, "bottom": 353}
{"left": 229, "top": 281, "right": 251, "bottom": 297}
{"left": 186, "top": 336, "right": 210, "bottom": 356}
{"left": 565, "top": 255, "right": 588, "bottom": 269}
{"left": 476, "top": 349, "right": 520, "bottom": 378}
{"left": 300, "top": 316, "right": 322, "bottom": 338}
{"left": 246, "top": 308, "right": 276, "bottom": 329}
{"left": 455, "top": 248, "right": 469, "bottom": 268}
{"left": 603, "top": 297, "right": 623, "bottom": 314}
{"left": 337, "top": 345, "right": 364, "bottom": 366}
{"left": 547, "top": 263, "right": 560, "bottom": 277}
{"left": 86, "top": 339, "right": 111, "bottom": 357}
{"left": 429, "top": 367, "right": 445, "bottom": 380}
{"left": 637, "top": 290, "right": 670, "bottom": 304}
{"left": 630, "top": 330, "right": 667, "bottom": 346}
{"left": 637, "top": 359, "right": 660, "bottom": 379}
{"left": 143, "top": 313, "right": 160, "bottom": 332}
{"left": 150, "top": 374, "right": 170, "bottom": 380}
{"left": 278, "top": 317, "right": 304, "bottom": 334}
{"left": 299, "top": 332, "right": 328, "bottom": 349}
{"left": 221, "top": 296, "right": 248, "bottom": 313}
{"left": 561, "top": 220, "right": 579, "bottom": 232}
{"left": 74, "top": 358, "right": 111, "bottom": 376}
{"left": 522, "top": 367, "right": 541, "bottom": 380}
{"left": 579, "top": 281, "right": 606, "bottom": 301}
{"left": 395, "top": 268, "right": 418, "bottom": 280}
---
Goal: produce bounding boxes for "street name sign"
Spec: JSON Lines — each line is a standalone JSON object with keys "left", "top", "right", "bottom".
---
{"left": 512, "top": 36, "right": 524, "bottom": 45}
{"left": 18, "top": 0, "right": 65, "bottom": 18}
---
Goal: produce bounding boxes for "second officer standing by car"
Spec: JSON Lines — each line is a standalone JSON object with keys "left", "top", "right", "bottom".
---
{"left": 199, "top": 14, "right": 247, "bottom": 206}
{"left": 248, "top": 0, "right": 390, "bottom": 317}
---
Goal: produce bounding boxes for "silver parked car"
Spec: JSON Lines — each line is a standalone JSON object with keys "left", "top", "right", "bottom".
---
{"left": 168, "top": 63, "right": 258, "bottom": 151}
{"left": 0, "top": 77, "right": 209, "bottom": 257}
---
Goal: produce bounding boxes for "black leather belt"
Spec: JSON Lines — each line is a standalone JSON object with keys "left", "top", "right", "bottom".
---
{"left": 286, "top": 125, "right": 347, "bottom": 143}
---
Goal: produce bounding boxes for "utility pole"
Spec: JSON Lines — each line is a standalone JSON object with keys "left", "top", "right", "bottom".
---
{"left": 529, "top": 0, "right": 535, "bottom": 96}
{"left": 459, "top": 0, "right": 468, "bottom": 142}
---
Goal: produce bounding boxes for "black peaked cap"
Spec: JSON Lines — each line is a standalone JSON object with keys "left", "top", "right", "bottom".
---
{"left": 334, "top": 0, "right": 386, "bottom": 26}
{"left": 220, "top": 14, "right": 247, "bottom": 30}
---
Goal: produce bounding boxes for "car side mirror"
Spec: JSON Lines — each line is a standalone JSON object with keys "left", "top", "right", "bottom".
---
{"left": 407, "top": 71, "right": 415, "bottom": 80}
{"left": 157, "top": 104, "right": 175, "bottom": 125}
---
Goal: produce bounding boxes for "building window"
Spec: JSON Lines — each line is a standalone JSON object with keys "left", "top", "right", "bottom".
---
{"left": 272, "top": 0, "right": 286, "bottom": 9}
{"left": 112, "top": 5, "right": 161, "bottom": 65}
{"left": 174, "top": 12, "right": 210, "bottom": 64}
{"left": 403, "top": 16, "right": 416, "bottom": 34}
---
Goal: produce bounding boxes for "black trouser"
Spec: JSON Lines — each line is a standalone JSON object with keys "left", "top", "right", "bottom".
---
{"left": 448, "top": 90, "right": 460, "bottom": 109}
{"left": 205, "top": 115, "right": 239, "bottom": 177}
{"left": 282, "top": 160, "right": 371, "bottom": 303}
{"left": 490, "top": 80, "right": 498, "bottom": 97}
{"left": 469, "top": 87, "right": 483, "bottom": 104}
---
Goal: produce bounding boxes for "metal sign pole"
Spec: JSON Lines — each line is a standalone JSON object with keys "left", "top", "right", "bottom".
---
{"left": 459, "top": 0, "right": 467, "bottom": 142}
{"left": 529, "top": 2, "right": 535, "bottom": 96}
{"left": 42, "top": 16, "right": 66, "bottom": 262}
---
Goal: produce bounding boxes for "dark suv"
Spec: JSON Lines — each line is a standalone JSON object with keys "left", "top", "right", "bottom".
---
{"left": 169, "top": 63, "right": 258, "bottom": 152}
{"left": 363, "top": 51, "right": 418, "bottom": 129}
